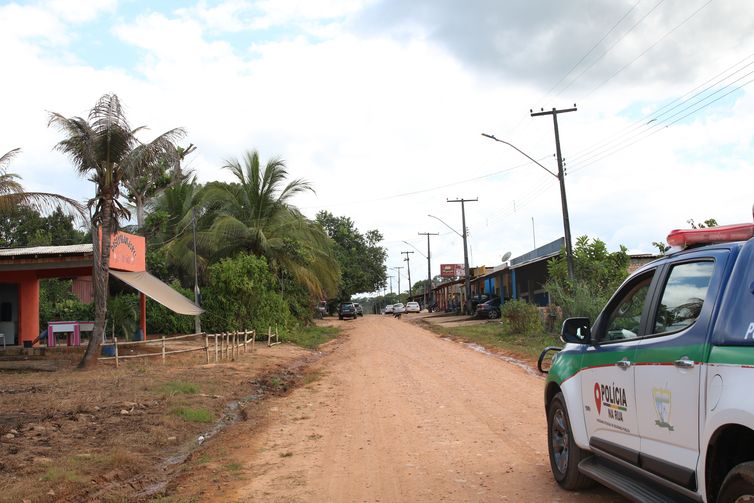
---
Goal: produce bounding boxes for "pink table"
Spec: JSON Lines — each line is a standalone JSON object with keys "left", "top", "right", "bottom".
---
{"left": 47, "top": 321, "right": 94, "bottom": 347}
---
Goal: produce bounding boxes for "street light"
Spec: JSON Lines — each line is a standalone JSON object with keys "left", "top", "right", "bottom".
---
{"left": 428, "top": 214, "right": 462, "bottom": 238}
{"left": 481, "top": 133, "right": 575, "bottom": 281}
{"left": 428, "top": 209, "right": 474, "bottom": 316}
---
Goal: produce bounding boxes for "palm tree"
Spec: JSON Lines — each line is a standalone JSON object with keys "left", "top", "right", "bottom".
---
{"left": 49, "top": 93, "right": 185, "bottom": 368}
{"left": 0, "top": 148, "right": 85, "bottom": 219}
{"left": 200, "top": 150, "right": 339, "bottom": 298}
{"left": 122, "top": 131, "right": 186, "bottom": 228}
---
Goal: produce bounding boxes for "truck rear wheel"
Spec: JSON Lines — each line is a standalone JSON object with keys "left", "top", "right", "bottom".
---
{"left": 547, "top": 392, "right": 593, "bottom": 490}
{"left": 718, "top": 461, "right": 754, "bottom": 503}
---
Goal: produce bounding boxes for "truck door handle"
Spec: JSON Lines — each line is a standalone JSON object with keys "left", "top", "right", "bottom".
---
{"left": 616, "top": 359, "right": 632, "bottom": 369}
{"left": 674, "top": 357, "right": 695, "bottom": 369}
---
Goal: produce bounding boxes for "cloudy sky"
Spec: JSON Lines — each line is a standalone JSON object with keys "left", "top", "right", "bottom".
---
{"left": 2, "top": 0, "right": 753, "bottom": 294}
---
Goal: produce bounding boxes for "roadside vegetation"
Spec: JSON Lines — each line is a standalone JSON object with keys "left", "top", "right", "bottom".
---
{"left": 2, "top": 93, "right": 385, "bottom": 366}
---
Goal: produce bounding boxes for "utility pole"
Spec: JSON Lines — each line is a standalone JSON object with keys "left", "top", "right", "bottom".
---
{"left": 391, "top": 266, "right": 403, "bottom": 298}
{"left": 531, "top": 105, "right": 577, "bottom": 281}
{"left": 401, "top": 251, "right": 414, "bottom": 300}
{"left": 418, "top": 232, "right": 438, "bottom": 310}
{"left": 447, "top": 197, "right": 477, "bottom": 315}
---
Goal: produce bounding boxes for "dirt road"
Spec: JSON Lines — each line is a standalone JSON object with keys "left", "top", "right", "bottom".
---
{"left": 180, "top": 315, "right": 624, "bottom": 502}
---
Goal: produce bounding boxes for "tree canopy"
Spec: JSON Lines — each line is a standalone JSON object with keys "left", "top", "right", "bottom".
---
{"left": 315, "top": 211, "right": 387, "bottom": 299}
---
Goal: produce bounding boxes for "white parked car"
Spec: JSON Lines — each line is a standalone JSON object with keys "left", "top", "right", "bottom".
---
{"left": 383, "top": 304, "right": 394, "bottom": 314}
{"left": 392, "top": 302, "right": 405, "bottom": 314}
{"left": 405, "top": 301, "right": 420, "bottom": 313}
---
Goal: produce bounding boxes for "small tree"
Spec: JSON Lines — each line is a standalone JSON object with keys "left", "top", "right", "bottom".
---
{"left": 202, "top": 253, "right": 292, "bottom": 333}
{"left": 546, "top": 236, "right": 629, "bottom": 320}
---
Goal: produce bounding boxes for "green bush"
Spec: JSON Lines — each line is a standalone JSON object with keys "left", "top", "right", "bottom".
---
{"left": 145, "top": 282, "right": 195, "bottom": 335}
{"left": 546, "top": 278, "right": 611, "bottom": 321}
{"left": 39, "top": 279, "right": 93, "bottom": 325}
{"left": 500, "top": 300, "right": 542, "bottom": 337}
{"left": 107, "top": 294, "right": 138, "bottom": 340}
{"left": 202, "top": 253, "right": 293, "bottom": 333}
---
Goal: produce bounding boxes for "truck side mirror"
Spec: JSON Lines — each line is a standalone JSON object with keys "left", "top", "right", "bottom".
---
{"left": 537, "top": 346, "right": 561, "bottom": 374}
{"left": 561, "top": 317, "right": 591, "bottom": 344}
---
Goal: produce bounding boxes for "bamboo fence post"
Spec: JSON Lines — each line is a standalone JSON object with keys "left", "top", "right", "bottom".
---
{"left": 214, "top": 333, "right": 218, "bottom": 363}
{"left": 243, "top": 330, "right": 247, "bottom": 353}
{"left": 267, "top": 326, "right": 271, "bottom": 347}
{"left": 252, "top": 329, "right": 255, "bottom": 352}
{"left": 224, "top": 332, "right": 228, "bottom": 360}
{"left": 114, "top": 337, "right": 119, "bottom": 368}
{"left": 204, "top": 333, "right": 209, "bottom": 364}
{"left": 232, "top": 331, "right": 237, "bottom": 360}
{"left": 161, "top": 336, "right": 166, "bottom": 364}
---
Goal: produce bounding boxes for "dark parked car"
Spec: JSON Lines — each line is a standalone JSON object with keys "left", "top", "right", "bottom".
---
{"left": 475, "top": 297, "right": 501, "bottom": 319}
{"left": 469, "top": 294, "right": 492, "bottom": 313}
{"left": 338, "top": 302, "right": 357, "bottom": 320}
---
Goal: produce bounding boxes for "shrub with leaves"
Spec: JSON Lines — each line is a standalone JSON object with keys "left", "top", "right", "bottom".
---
{"left": 545, "top": 236, "right": 629, "bottom": 320}
{"left": 202, "top": 253, "right": 292, "bottom": 333}
{"left": 39, "top": 279, "right": 93, "bottom": 325}
{"left": 500, "top": 300, "right": 542, "bottom": 337}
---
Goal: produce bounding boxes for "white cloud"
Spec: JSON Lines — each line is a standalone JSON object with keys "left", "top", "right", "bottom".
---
{"left": 1, "top": 0, "right": 753, "bottom": 293}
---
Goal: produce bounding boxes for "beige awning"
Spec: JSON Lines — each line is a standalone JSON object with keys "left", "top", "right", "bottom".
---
{"left": 110, "top": 270, "right": 204, "bottom": 315}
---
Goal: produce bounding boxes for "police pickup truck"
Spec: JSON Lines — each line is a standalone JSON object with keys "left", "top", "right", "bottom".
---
{"left": 539, "top": 221, "right": 754, "bottom": 503}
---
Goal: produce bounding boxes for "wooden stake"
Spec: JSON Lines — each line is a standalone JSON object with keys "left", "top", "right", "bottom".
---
{"left": 114, "top": 337, "right": 119, "bottom": 368}
{"left": 205, "top": 333, "right": 209, "bottom": 364}
{"left": 161, "top": 336, "right": 166, "bottom": 364}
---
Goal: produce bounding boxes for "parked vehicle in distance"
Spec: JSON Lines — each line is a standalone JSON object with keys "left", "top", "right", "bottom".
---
{"left": 338, "top": 302, "right": 357, "bottom": 320}
{"left": 392, "top": 302, "right": 405, "bottom": 314}
{"left": 405, "top": 301, "right": 421, "bottom": 313}
{"left": 383, "top": 304, "right": 394, "bottom": 314}
{"left": 353, "top": 302, "right": 364, "bottom": 316}
{"left": 469, "top": 294, "right": 492, "bottom": 313}
{"left": 538, "top": 221, "right": 754, "bottom": 503}
{"left": 316, "top": 300, "right": 328, "bottom": 318}
{"left": 475, "top": 297, "right": 501, "bottom": 319}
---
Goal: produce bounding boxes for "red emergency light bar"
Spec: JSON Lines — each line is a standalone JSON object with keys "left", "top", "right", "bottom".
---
{"left": 667, "top": 223, "right": 754, "bottom": 248}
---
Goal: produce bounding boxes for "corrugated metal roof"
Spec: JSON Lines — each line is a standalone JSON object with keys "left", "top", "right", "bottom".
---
{"left": 0, "top": 244, "right": 93, "bottom": 257}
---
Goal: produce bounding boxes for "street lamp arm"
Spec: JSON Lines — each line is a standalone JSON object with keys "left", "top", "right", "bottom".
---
{"left": 402, "top": 240, "right": 427, "bottom": 259}
{"left": 481, "top": 133, "right": 558, "bottom": 178}
{"left": 427, "top": 214, "right": 463, "bottom": 238}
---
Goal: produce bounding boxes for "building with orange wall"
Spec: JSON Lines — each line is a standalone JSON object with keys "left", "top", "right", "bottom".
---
{"left": 0, "top": 231, "right": 202, "bottom": 346}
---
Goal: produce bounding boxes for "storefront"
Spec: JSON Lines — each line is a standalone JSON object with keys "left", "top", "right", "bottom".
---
{"left": 0, "top": 231, "right": 202, "bottom": 347}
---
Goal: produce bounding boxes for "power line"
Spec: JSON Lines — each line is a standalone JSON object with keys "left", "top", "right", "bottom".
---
{"left": 546, "top": 0, "right": 643, "bottom": 99}
{"left": 555, "top": 0, "right": 667, "bottom": 98}
{"left": 568, "top": 70, "right": 754, "bottom": 174}
{"left": 567, "top": 52, "right": 754, "bottom": 165}
{"left": 582, "top": 0, "right": 714, "bottom": 100}
{"left": 299, "top": 155, "right": 549, "bottom": 211}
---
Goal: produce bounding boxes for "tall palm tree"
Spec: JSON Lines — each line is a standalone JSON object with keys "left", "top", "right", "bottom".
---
{"left": 200, "top": 150, "right": 339, "bottom": 298}
{"left": 122, "top": 130, "right": 186, "bottom": 228}
{"left": 49, "top": 94, "right": 185, "bottom": 368}
{"left": 0, "top": 148, "right": 85, "bottom": 219}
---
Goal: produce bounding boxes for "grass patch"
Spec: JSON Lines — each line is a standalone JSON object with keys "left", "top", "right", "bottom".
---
{"left": 194, "top": 453, "right": 211, "bottom": 465}
{"left": 284, "top": 325, "right": 339, "bottom": 349}
{"left": 156, "top": 381, "right": 199, "bottom": 395}
{"left": 224, "top": 461, "right": 243, "bottom": 472}
{"left": 428, "top": 322, "right": 562, "bottom": 361}
{"left": 171, "top": 406, "right": 214, "bottom": 423}
{"left": 41, "top": 466, "right": 81, "bottom": 483}
{"left": 301, "top": 370, "right": 322, "bottom": 386}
